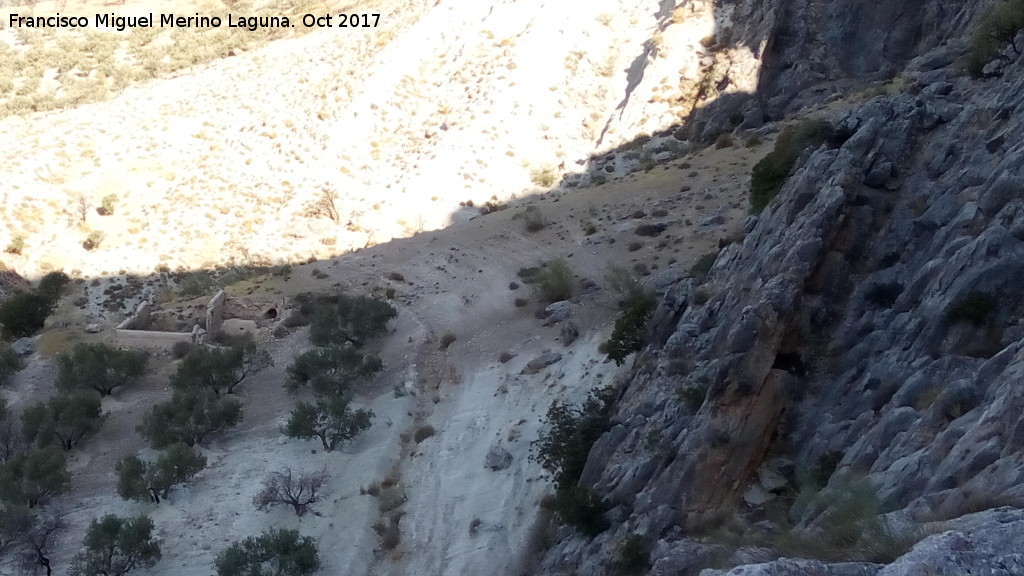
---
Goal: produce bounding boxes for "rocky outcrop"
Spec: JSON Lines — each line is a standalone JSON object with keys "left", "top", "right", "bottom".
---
{"left": 534, "top": 4, "right": 1024, "bottom": 574}
{"left": 116, "top": 300, "right": 152, "bottom": 330}
{"left": 699, "top": 508, "right": 1024, "bottom": 576}
{"left": 205, "top": 290, "right": 226, "bottom": 337}
{"left": 684, "top": 0, "right": 984, "bottom": 139}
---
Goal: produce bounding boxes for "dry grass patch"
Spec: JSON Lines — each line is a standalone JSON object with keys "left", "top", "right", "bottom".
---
{"left": 413, "top": 424, "right": 436, "bottom": 444}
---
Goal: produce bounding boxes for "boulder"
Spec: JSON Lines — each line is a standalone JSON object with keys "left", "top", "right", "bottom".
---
{"left": 876, "top": 508, "right": 1024, "bottom": 576}
{"left": 485, "top": 445, "right": 513, "bottom": 470}
{"left": 560, "top": 322, "right": 579, "bottom": 346}
{"left": 11, "top": 337, "right": 34, "bottom": 356}
{"left": 522, "top": 351, "right": 562, "bottom": 374}
{"left": 85, "top": 323, "right": 102, "bottom": 334}
{"left": 543, "top": 301, "right": 572, "bottom": 325}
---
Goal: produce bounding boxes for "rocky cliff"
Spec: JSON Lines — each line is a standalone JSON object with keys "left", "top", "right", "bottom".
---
{"left": 536, "top": 0, "right": 1024, "bottom": 574}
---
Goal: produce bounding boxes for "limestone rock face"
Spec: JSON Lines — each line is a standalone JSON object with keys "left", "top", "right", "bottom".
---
{"left": 534, "top": 4, "right": 1024, "bottom": 574}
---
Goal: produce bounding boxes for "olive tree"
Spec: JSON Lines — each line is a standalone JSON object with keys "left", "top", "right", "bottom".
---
{"left": 253, "top": 467, "right": 329, "bottom": 517}
{"left": 116, "top": 444, "right": 207, "bottom": 504}
{"left": 283, "top": 394, "right": 372, "bottom": 452}
{"left": 56, "top": 343, "right": 147, "bottom": 397}
{"left": 138, "top": 389, "right": 242, "bottom": 448}
{"left": 215, "top": 528, "right": 319, "bottom": 576}
{"left": 0, "top": 446, "right": 69, "bottom": 507}
{"left": 21, "top": 392, "right": 103, "bottom": 451}
{"left": 68, "top": 515, "right": 160, "bottom": 576}
{"left": 284, "top": 346, "right": 382, "bottom": 395}
{"left": 308, "top": 294, "right": 396, "bottom": 347}
{"left": 170, "top": 341, "right": 272, "bottom": 396}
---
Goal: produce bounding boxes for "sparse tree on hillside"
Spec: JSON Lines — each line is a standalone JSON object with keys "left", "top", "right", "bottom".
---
{"left": 15, "top": 506, "right": 64, "bottom": 576}
{"left": 170, "top": 341, "right": 272, "bottom": 396}
{"left": 137, "top": 389, "right": 242, "bottom": 448}
{"left": 0, "top": 346, "right": 23, "bottom": 387}
{"left": 56, "top": 343, "right": 148, "bottom": 397}
{"left": 36, "top": 272, "right": 69, "bottom": 302}
{"left": 0, "top": 291, "right": 54, "bottom": 339}
{"left": 283, "top": 394, "right": 373, "bottom": 452}
{"left": 308, "top": 294, "right": 396, "bottom": 348}
{"left": 21, "top": 392, "right": 103, "bottom": 451}
{"left": 0, "top": 446, "right": 69, "bottom": 507}
{"left": 284, "top": 346, "right": 383, "bottom": 395}
{"left": 115, "top": 444, "right": 207, "bottom": 504}
{"left": 215, "top": 528, "right": 320, "bottom": 576}
{"left": 0, "top": 398, "right": 26, "bottom": 464}
{"left": 68, "top": 515, "right": 161, "bottom": 576}
{"left": 0, "top": 504, "right": 30, "bottom": 560}
{"left": 253, "top": 467, "right": 329, "bottom": 517}
{"left": 304, "top": 187, "right": 340, "bottom": 222}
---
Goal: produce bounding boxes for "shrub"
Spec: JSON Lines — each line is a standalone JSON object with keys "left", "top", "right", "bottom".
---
{"left": 57, "top": 343, "right": 148, "bottom": 397}
{"left": 554, "top": 485, "right": 610, "bottom": 536}
{"left": 116, "top": 443, "right": 206, "bottom": 504}
{"left": 606, "top": 292, "right": 657, "bottom": 366}
{"left": 308, "top": 294, "right": 396, "bottom": 347}
{"left": 68, "top": 515, "right": 160, "bottom": 576}
{"left": 690, "top": 251, "right": 718, "bottom": 281}
{"left": 781, "top": 477, "right": 926, "bottom": 563}
{"left": 677, "top": 380, "right": 710, "bottom": 412}
{"left": 284, "top": 346, "right": 383, "bottom": 395}
{"left": 522, "top": 206, "right": 547, "bottom": 232}
{"left": 745, "top": 133, "right": 763, "bottom": 147}
{"left": 967, "top": 0, "right": 1024, "bottom": 76}
{"left": 216, "top": 529, "right": 320, "bottom": 576}
{"left": 0, "top": 291, "right": 54, "bottom": 339}
{"left": 612, "top": 534, "right": 651, "bottom": 575}
{"left": 413, "top": 425, "right": 436, "bottom": 443}
{"left": 178, "top": 271, "right": 213, "bottom": 297}
{"left": 0, "top": 345, "right": 22, "bottom": 388}
{"left": 439, "top": 332, "right": 457, "bottom": 350}
{"left": 171, "top": 340, "right": 193, "bottom": 359}
{"left": 253, "top": 467, "right": 329, "bottom": 516}
{"left": 375, "top": 516, "right": 401, "bottom": 550}
{"left": 714, "top": 133, "right": 734, "bottom": 149}
{"left": 531, "top": 387, "right": 616, "bottom": 491}
{"left": 812, "top": 450, "right": 844, "bottom": 488}
{"left": 283, "top": 394, "right": 373, "bottom": 451}
{"left": 82, "top": 231, "right": 105, "bottom": 251}
{"left": 4, "top": 236, "right": 25, "bottom": 255}
{"left": 945, "top": 291, "right": 996, "bottom": 326}
{"left": 21, "top": 392, "right": 103, "bottom": 451}
{"left": 138, "top": 389, "right": 242, "bottom": 448}
{"left": 96, "top": 194, "right": 118, "bottom": 216}
{"left": 283, "top": 310, "right": 308, "bottom": 328}
{"left": 750, "top": 119, "right": 832, "bottom": 212}
{"left": 536, "top": 259, "right": 575, "bottom": 303}
{"left": 530, "top": 165, "right": 558, "bottom": 188}
{"left": 606, "top": 265, "right": 647, "bottom": 306}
